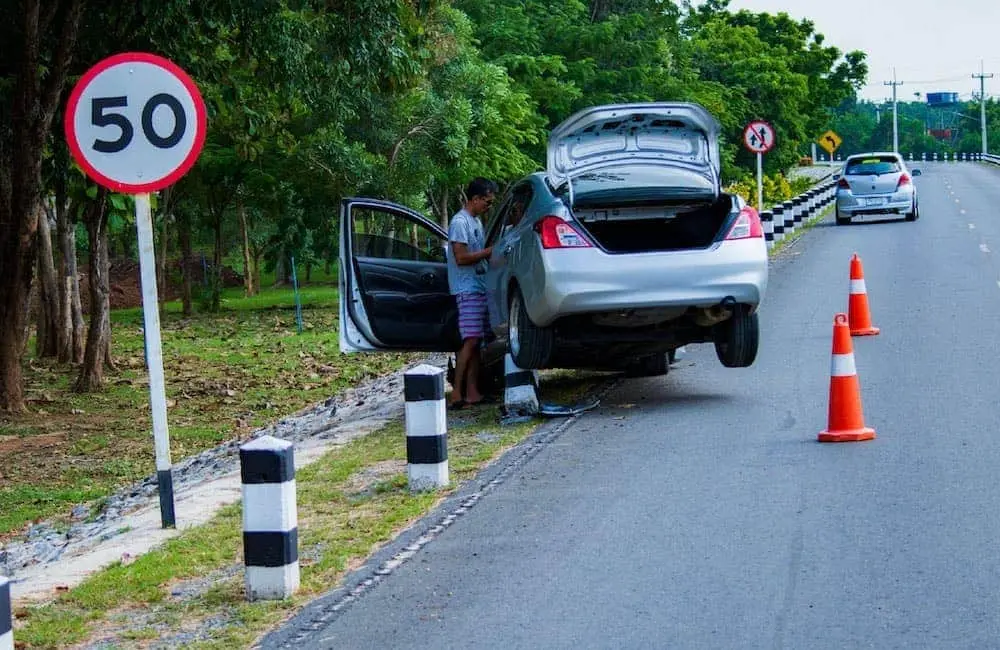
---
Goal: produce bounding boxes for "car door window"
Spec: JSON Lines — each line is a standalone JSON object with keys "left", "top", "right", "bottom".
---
{"left": 352, "top": 208, "right": 446, "bottom": 263}
{"left": 486, "top": 183, "right": 533, "bottom": 245}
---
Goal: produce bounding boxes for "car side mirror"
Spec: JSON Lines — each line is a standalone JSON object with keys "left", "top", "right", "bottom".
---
{"left": 911, "top": 169, "right": 922, "bottom": 176}
{"left": 832, "top": 173, "right": 841, "bottom": 180}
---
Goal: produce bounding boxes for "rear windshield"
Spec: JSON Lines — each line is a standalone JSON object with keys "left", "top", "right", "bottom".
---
{"left": 846, "top": 157, "right": 901, "bottom": 175}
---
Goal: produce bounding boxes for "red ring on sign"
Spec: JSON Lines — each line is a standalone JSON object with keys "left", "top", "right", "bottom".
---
{"left": 64, "top": 51, "right": 207, "bottom": 194}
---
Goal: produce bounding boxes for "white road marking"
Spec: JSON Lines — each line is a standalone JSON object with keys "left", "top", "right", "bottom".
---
{"left": 969, "top": 223, "right": 976, "bottom": 229}
{"left": 981, "top": 243, "right": 991, "bottom": 254}
{"left": 961, "top": 209, "right": 967, "bottom": 214}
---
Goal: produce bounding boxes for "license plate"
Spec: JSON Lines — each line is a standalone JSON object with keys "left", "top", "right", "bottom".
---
{"left": 863, "top": 197, "right": 886, "bottom": 206}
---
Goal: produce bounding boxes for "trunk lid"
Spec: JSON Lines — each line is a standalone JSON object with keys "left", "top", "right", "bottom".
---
{"left": 547, "top": 103, "right": 722, "bottom": 203}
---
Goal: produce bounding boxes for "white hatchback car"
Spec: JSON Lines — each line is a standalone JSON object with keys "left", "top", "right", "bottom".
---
{"left": 834, "top": 152, "right": 922, "bottom": 225}
{"left": 339, "top": 102, "right": 769, "bottom": 382}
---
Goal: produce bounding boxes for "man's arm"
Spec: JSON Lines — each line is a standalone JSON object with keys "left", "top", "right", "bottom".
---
{"left": 451, "top": 241, "right": 492, "bottom": 266}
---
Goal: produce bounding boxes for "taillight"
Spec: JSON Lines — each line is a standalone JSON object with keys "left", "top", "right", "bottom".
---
{"left": 896, "top": 173, "right": 911, "bottom": 189}
{"left": 837, "top": 177, "right": 850, "bottom": 189}
{"left": 535, "top": 215, "right": 592, "bottom": 249}
{"left": 725, "top": 207, "right": 764, "bottom": 241}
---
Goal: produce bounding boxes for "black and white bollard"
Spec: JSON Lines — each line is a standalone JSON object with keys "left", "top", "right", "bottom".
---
{"left": 782, "top": 200, "right": 795, "bottom": 237}
{"left": 503, "top": 353, "right": 540, "bottom": 421}
{"left": 240, "top": 435, "right": 299, "bottom": 601}
{"left": 1, "top": 576, "right": 12, "bottom": 650}
{"left": 404, "top": 364, "right": 449, "bottom": 492}
{"left": 772, "top": 205, "right": 785, "bottom": 243}
{"left": 761, "top": 210, "right": 774, "bottom": 249}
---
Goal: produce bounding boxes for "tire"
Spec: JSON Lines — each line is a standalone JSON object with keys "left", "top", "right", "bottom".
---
{"left": 835, "top": 208, "right": 850, "bottom": 226}
{"left": 624, "top": 353, "right": 669, "bottom": 378}
{"left": 714, "top": 305, "right": 759, "bottom": 368}
{"left": 905, "top": 199, "right": 918, "bottom": 221}
{"left": 509, "top": 286, "right": 553, "bottom": 369}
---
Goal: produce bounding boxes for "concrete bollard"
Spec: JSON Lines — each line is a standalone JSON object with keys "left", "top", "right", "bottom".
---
{"left": 404, "top": 364, "right": 449, "bottom": 492}
{"left": 240, "top": 435, "right": 300, "bottom": 601}
{"left": 792, "top": 196, "right": 804, "bottom": 226}
{"left": 782, "top": 200, "right": 795, "bottom": 236}
{"left": 503, "top": 353, "right": 540, "bottom": 421}
{"left": 922, "top": 152, "right": 926, "bottom": 161}
{"left": 1, "top": 576, "right": 11, "bottom": 650}
{"left": 772, "top": 205, "right": 785, "bottom": 242}
{"left": 761, "top": 210, "right": 774, "bottom": 248}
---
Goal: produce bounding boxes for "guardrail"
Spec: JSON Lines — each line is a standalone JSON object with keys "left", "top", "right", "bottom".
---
{"left": 982, "top": 154, "right": 1000, "bottom": 166}
{"left": 758, "top": 179, "right": 837, "bottom": 251}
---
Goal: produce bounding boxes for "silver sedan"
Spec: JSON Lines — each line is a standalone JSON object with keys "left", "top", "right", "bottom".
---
{"left": 338, "top": 102, "right": 769, "bottom": 382}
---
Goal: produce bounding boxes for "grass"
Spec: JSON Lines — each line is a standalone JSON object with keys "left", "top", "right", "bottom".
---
{"left": 12, "top": 372, "right": 608, "bottom": 649}
{"left": 0, "top": 277, "right": 419, "bottom": 537}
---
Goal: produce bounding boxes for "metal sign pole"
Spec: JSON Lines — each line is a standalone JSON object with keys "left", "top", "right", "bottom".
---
{"left": 756, "top": 151, "right": 764, "bottom": 213}
{"left": 135, "top": 192, "right": 176, "bottom": 528}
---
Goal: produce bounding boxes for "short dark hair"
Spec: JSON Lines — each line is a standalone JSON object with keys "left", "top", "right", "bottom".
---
{"left": 466, "top": 177, "right": 498, "bottom": 199}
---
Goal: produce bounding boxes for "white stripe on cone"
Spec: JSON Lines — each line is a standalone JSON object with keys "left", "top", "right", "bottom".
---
{"left": 850, "top": 279, "right": 867, "bottom": 294}
{"left": 831, "top": 353, "right": 857, "bottom": 377}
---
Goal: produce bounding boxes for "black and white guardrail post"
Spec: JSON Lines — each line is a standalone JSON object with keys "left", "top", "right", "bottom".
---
{"left": 761, "top": 209, "right": 774, "bottom": 249}
{"left": 772, "top": 204, "right": 785, "bottom": 243}
{"left": 782, "top": 200, "right": 795, "bottom": 238}
{"left": 1, "top": 576, "right": 12, "bottom": 650}
{"left": 503, "top": 353, "right": 540, "bottom": 420}
{"left": 240, "top": 435, "right": 300, "bottom": 601}
{"left": 404, "top": 364, "right": 449, "bottom": 491}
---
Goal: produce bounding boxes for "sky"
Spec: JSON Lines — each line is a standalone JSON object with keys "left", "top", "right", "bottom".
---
{"left": 722, "top": 0, "right": 1000, "bottom": 103}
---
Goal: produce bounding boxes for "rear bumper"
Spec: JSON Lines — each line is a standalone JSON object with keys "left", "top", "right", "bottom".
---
{"left": 836, "top": 191, "right": 913, "bottom": 216}
{"left": 522, "top": 239, "right": 769, "bottom": 326}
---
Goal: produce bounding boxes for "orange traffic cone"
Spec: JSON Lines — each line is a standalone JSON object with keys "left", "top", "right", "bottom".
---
{"left": 848, "top": 253, "right": 880, "bottom": 336}
{"left": 818, "top": 313, "right": 876, "bottom": 443}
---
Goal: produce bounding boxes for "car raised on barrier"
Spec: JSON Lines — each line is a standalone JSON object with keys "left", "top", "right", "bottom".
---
{"left": 338, "top": 102, "right": 769, "bottom": 382}
{"left": 833, "top": 152, "right": 921, "bottom": 225}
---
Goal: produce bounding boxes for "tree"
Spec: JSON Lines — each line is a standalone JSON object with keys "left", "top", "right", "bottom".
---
{"left": 0, "top": 0, "right": 85, "bottom": 413}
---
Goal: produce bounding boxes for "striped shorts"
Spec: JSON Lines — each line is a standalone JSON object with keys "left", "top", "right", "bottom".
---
{"left": 456, "top": 292, "right": 489, "bottom": 341}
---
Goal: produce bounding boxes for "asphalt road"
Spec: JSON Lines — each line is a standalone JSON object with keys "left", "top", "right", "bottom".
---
{"left": 264, "top": 161, "right": 1000, "bottom": 649}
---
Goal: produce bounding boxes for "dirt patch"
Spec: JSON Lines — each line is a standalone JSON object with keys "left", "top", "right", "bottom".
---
{"left": 76, "top": 257, "right": 245, "bottom": 313}
{"left": 0, "top": 432, "right": 67, "bottom": 455}
{"left": 343, "top": 459, "right": 407, "bottom": 495}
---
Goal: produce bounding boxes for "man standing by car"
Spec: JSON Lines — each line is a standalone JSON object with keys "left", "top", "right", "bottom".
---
{"left": 447, "top": 177, "right": 497, "bottom": 409}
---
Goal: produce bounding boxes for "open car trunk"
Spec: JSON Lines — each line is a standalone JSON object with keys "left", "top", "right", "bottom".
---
{"left": 570, "top": 193, "right": 735, "bottom": 253}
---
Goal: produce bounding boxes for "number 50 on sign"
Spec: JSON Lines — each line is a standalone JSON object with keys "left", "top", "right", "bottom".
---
{"left": 65, "top": 52, "right": 206, "bottom": 194}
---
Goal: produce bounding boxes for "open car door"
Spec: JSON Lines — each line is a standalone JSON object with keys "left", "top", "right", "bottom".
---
{"left": 339, "top": 198, "right": 461, "bottom": 353}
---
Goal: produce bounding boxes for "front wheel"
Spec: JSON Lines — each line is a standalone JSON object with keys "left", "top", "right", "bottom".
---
{"left": 509, "top": 287, "right": 553, "bottom": 369}
{"left": 714, "top": 305, "right": 759, "bottom": 368}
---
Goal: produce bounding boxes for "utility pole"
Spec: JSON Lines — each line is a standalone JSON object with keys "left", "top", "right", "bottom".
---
{"left": 973, "top": 60, "right": 993, "bottom": 154}
{"left": 884, "top": 68, "right": 904, "bottom": 153}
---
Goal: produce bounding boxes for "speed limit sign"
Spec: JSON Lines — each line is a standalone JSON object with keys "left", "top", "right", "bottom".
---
{"left": 64, "top": 52, "right": 206, "bottom": 193}
{"left": 63, "top": 52, "right": 208, "bottom": 530}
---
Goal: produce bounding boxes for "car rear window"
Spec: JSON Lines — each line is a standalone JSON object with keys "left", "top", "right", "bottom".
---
{"left": 846, "top": 158, "right": 901, "bottom": 175}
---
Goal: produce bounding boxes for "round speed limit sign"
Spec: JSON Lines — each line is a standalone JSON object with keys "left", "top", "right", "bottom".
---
{"left": 64, "top": 52, "right": 206, "bottom": 194}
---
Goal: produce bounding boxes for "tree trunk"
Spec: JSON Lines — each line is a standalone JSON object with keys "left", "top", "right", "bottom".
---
{"left": 439, "top": 187, "right": 450, "bottom": 229}
{"left": 306, "top": 262, "right": 312, "bottom": 283}
{"left": 238, "top": 193, "right": 255, "bottom": 297}
{"left": 76, "top": 193, "right": 111, "bottom": 392}
{"left": 56, "top": 177, "right": 83, "bottom": 363}
{"left": 35, "top": 202, "right": 60, "bottom": 357}
{"left": 179, "top": 211, "right": 193, "bottom": 317}
{"left": 0, "top": 0, "right": 84, "bottom": 412}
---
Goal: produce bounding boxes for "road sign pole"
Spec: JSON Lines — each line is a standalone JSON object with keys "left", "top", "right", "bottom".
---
{"left": 135, "top": 192, "right": 176, "bottom": 528}
{"left": 756, "top": 152, "right": 764, "bottom": 213}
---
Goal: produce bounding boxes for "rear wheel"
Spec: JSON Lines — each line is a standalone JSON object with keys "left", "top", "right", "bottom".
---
{"left": 714, "top": 305, "right": 759, "bottom": 368}
{"left": 509, "top": 286, "right": 553, "bottom": 369}
{"left": 905, "top": 199, "right": 919, "bottom": 221}
{"left": 835, "top": 208, "right": 851, "bottom": 226}
{"left": 624, "top": 353, "right": 669, "bottom": 378}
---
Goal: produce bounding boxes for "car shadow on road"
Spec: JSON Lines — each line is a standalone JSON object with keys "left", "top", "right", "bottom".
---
{"left": 813, "top": 217, "right": 907, "bottom": 228}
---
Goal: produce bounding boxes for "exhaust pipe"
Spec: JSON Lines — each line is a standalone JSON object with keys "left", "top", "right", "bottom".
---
{"left": 693, "top": 297, "right": 736, "bottom": 327}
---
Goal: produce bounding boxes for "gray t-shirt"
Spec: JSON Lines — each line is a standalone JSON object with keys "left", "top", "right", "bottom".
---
{"left": 446, "top": 209, "right": 486, "bottom": 295}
